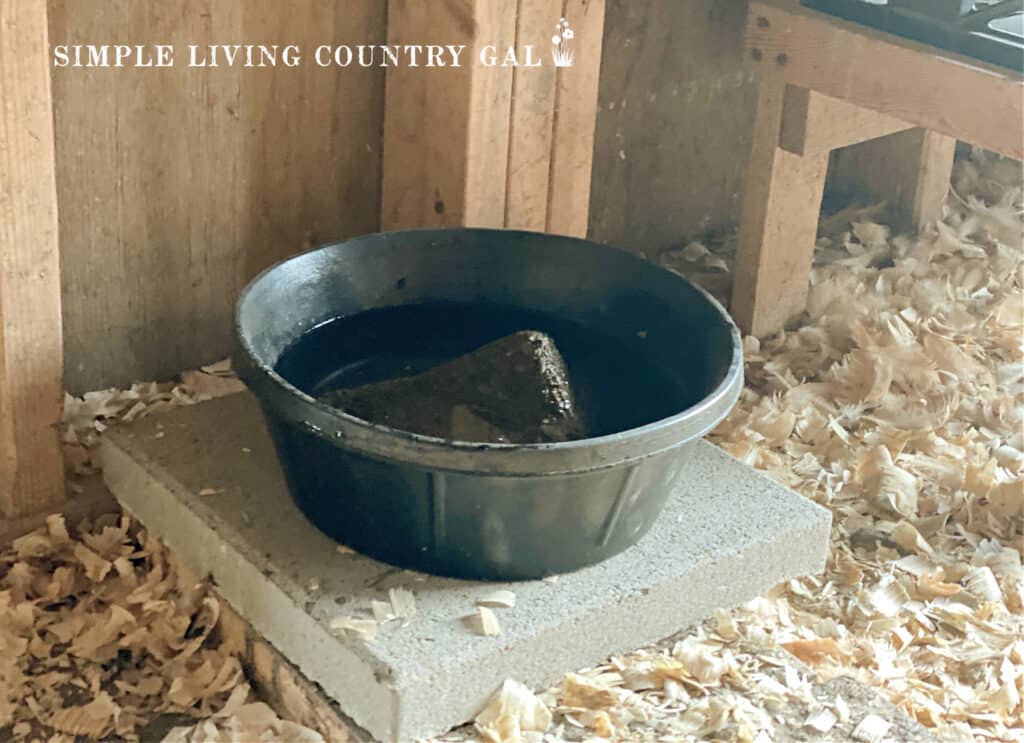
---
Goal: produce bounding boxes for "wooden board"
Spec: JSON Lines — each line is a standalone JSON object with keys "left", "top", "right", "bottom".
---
{"left": 381, "top": 0, "right": 604, "bottom": 237}
{"left": 586, "top": 0, "right": 757, "bottom": 251}
{"left": 546, "top": 0, "right": 605, "bottom": 236}
{"left": 830, "top": 128, "right": 957, "bottom": 232}
{"left": 381, "top": 0, "right": 517, "bottom": 230}
{"left": 732, "top": 72, "right": 830, "bottom": 337}
{"left": 504, "top": 0, "right": 560, "bottom": 231}
{"left": 747, "top": 0, "right": 1024, "bottom": 159}
{"left": 0, "top": 0, "right": 66, "bottom": 518}
{"left": 48, "top": 1, "right": 387, "bottom": 392}
{"left": 780, "top": 87, "right": 912, "bottom": 156}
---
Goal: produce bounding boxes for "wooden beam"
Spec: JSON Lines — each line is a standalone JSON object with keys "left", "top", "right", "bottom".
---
{"left": 381, "top": 0, "right": 604, "bottom": 236}
{"left": 504, "top": 0, "right": 559, "bottom": 231}
{"left": 747, "top": 0, "right": 1024, "bottom": 159}
{"left": 381, "top": 0, "right": 517, "bottom": 230}
{"left": 0, "top": 0, "right": 65, "bottom": 518}
{"left": 546, "top": 0, "right": 605, "bottom": 237}
{"left": 732, "top": 73, "right": 830, "bottom": 337}
{"left": 780, "top": 87, "right": 912, "bottom": 156}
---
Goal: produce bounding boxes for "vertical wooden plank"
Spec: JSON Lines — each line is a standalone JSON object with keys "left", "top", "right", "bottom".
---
{"left": 732, "top": 80, "right": 829, "bottom": 337}
{"left": 381, "top": 0, "right": 517, "bottom": 230}
{"left": 464, "top": 0, "right": 519, "bottom": 227}
{"left": 830, "top": 128, "right": 956, "bottom": 232}
{"left": 588, "top": 0, "right": 756, "bottom": 252}
{"left": 49, "top": 1, "right": 387, "bottom": 392}
{"left": 0, "top": 0, "right": 65, "bottom": 517}
{"left": 504, "top": 0, "right": 559, "bottom": 230}
{"left": 546, "top": 0, "right": 605, "bottom": 237}
{"left": 906, "top": 131, "right": 956, "bottom": 231}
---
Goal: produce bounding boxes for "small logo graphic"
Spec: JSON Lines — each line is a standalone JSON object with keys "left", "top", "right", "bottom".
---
{"left": 551, "top": 17, "right": 574, "bottom": 67}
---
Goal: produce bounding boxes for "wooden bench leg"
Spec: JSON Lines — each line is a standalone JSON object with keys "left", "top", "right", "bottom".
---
{"left": 903, "top": 130, "right": 957, "bottom": 231}
{"left": 831, "top": 128, "right": 957, "bottom": 232}
{"left": 732, "top": 80, "right": 829, "bottom": 338}
{"left": 0, "top": 0, "right": 65, "bottom": 518}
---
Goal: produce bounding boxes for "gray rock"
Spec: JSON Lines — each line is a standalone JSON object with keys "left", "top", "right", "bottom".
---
{"left": 320, "top": 330, "right": 587, "bottom": 443}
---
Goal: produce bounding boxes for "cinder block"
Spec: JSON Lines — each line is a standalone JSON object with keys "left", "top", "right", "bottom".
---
{"left": 101, "top": 392, "right": 830, "bottom": 741}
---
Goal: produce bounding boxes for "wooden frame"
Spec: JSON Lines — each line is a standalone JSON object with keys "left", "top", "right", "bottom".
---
{"left": 381, "top": 0, "right": 605, "bottom": 236}
{"left": 0, "top": 0, "right": 65, "bottom": 518}
{"left": 747, "top": 1, "right": 1023, "bottom": 161}
{"left": 732, "top": 0, "right": 1023, "bottom": 337}
{"left": 779, "top": 88, "right": 912, "bottom": 156}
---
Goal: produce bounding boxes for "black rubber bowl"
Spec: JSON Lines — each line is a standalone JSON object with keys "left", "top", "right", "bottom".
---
{"left": 234, "top": 229, "right": 742, "bottom": 580}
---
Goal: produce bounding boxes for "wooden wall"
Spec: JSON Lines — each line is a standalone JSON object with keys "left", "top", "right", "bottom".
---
{"left": 51, "top": 0, "right": 758, "bottom": 392}
{"left": 50, "top": 0, "right": 932, "bottom": 390}
{"left": 589, "top": 0, "right": 757, "bottom": 251}
{"left": 49, "top": 1, "right": 387, "bottom": 392}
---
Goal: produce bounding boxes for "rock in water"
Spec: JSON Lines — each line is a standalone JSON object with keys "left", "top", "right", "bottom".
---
{"left": 320, "top": 330, "right": 587, "bottom": 443}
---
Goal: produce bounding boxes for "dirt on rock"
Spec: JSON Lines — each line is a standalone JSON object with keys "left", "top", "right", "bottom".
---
{"left": 320, "top": 330, "right": 588, "bottom": 444}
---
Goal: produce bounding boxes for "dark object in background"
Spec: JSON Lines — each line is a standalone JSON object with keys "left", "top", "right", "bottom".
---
{"left": 802, "top": 0, "right": 1024, "bottom": 72}
{"left": 320, "top": 330, "right": 587, "bottom": 444}
{"left": 235, "top": 229, "right": 742, "bottom": 580}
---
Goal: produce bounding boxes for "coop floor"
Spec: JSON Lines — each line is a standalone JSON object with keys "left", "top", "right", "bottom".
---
{"left": 3, "top": 151, "right": 1022, "bottom": 742}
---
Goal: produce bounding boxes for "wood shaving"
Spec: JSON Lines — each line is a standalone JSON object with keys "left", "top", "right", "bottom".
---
{"left": 477, "top": 590, "right": 516, "bottom": 608}
{"left": 561, "top": 673, "right": 622, "bottom": 709}
{"left": 61, "top": 359, "right": 245, "bottom": 477}
{"left": 804, "top": 707, "right": 838, "bottom": 733}
{"left": 851, "top": 713, "right": 892, "bottom": 742}
{"left": 372, "top": 599, "right": 395, "bottom": 623}
{"left": 0, "top": 513, "right": 258, "bottom": 741}
{"left": 475, "top": 679, "right": 552, "bottom": 742}
{"left": 475, "top": 606, "right": 502, "bottom": 637}
{"left": 163, "top": 686, "right": 323, "bottom": 742}
{"left": 328, "top": 616, "right": 378, "bottom": 641}
{"left": 441, "top": 151, "right": 1024, "bottom": 743}
{"left": 389, "top": 587, "right": 416, "bottom": 622}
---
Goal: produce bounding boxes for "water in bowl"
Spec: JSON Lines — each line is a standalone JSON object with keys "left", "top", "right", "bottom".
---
{"left": 275, "top": 300, "right": 695, "bottom": 439}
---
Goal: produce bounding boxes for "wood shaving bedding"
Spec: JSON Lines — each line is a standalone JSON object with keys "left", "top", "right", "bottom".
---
{"left": 61, "top": 360, "right": 244, "bottom": 477}
{"left": 13, "top": 151, "right": 1018, "bottom": 741}
{"left": 0, "top": 513, "right": 320, "bottom": 742}
{"left": 463, "top": 151, "right": 1023, "bottom": 743}
{"left": 10, "top": 351, "right": 316, "bottom": 743}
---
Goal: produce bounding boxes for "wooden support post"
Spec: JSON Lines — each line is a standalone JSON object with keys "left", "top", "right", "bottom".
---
{"left": 732, "top": 79, "right": 829, "bottom": 338}
{"left": 904, "top": 130, "right": 957, "bottom": 231}
{"left": 381, "top": 0, "right": 517, "bottom": 230}
{"left": 381, "top": 0, "right": 605, "bottom": 237}
{"left": 0, "top": 0, "right": 65, "bottom": 518}
{"left": 831, "top": 128, "right": 957, "bottom": 232}
{"left": 779, "top": 88, "right": 912, "bottom": 156}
